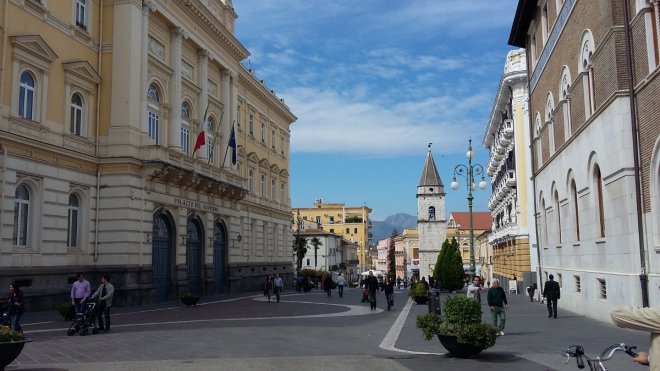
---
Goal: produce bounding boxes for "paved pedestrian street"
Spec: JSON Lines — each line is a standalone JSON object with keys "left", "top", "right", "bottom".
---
{"left": 8, "top": 288, "right": 650, "bottom": 371}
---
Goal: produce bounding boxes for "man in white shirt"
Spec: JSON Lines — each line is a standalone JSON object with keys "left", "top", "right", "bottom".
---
{"left": 467, "top": 276, "right": 486, "bottom": 303}
{"left": 336, "top": 273, "right": 346, "bottom": 298}
{"left": 273, "top": 274, "right": 284, "bottom": 303}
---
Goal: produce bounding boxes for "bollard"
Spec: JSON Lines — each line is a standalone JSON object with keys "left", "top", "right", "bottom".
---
{"left": 427, "top": 289, "right": 441, "bottom": 315}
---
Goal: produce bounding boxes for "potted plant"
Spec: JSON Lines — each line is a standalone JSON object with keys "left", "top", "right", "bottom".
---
{"left": 408, "top": 282, "right": 428, "bottom": 304}
{"left": 58, "top": 303, "right": 75, "bottom": 321}
{"left": 0, "top": 325, "right": 28, "bottom": 370}
{"left": 416, "top": 295, "right": 499, "bottom": 358}
{"left": 180, "top": 292, "right": 200, "bottom": 307}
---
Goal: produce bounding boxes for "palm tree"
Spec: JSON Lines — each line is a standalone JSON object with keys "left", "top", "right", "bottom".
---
{"left": 310, "top": 237, "right": 322, "bottom": 269}
{"left": 293, "top": 235, "right": 308, "bottom": 275}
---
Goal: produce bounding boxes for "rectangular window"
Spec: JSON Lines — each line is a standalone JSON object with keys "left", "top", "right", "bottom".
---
{"left": 207, "top": 139, "right": 214, "bottom": 164}
{"left": 329, "top": 216, "right": 334, "bottom": 224}
{"left": 70, "top": 105, "right": 83, "bottom": 136}
{"left": 13, "top": 200, "right": 29, "bottom": 246}
{"left": 281, "top": 137, "right": 285, "bottom": 154}
{"left": 67, "top": 208, "right": 78, "bottom": 247}
{"left": 76, "top": 0, "right": 87, "bottom": 30}
{"left": 574, "top": 275, "right": 581, "bottom": 293}
{"left": 306, "top": 259, "right": 310, "bottom": 266}
{"left": 249, "top": 114, "right": 254, "bottom": 135}
{"left": 598, "top": 278, "right": 607, "bottom": 300}
{"left": 181, "top": 127, "right": 190, "bottom": 154}
{"left": 346, "top": 228, "right": 349, "bottom": 234}
{"left": 329, "top": 229, "right": 334, "bottom": 233}
{"left": 354, "top": 228, "right": 358, "bottom": 233}
{"left": 236, "top": 104, "right": 241, "bottom": 127}
{"left": 316, "top": 216, "right": 321, "bottom": 225}
{"left": 261, "top": 123, "right": 265, "bottom": 142}
{"left": 148, "top": 111, "right": 159, "bottom": 143}
{"left": 271, "top": 130, "right": 276, "bottom": 148}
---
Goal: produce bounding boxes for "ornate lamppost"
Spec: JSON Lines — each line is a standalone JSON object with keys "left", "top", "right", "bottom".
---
{"left": 450, "top": 139, "right": 487, "bottom": 281}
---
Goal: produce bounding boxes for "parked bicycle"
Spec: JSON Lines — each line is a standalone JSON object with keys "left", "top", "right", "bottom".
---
{"left": 564, "top": 343, "right": 638, "bottom": 371}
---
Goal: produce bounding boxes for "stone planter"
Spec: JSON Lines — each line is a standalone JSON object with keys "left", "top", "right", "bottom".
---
{"left": 437, "top": 334, "right": 483, "bottom": 358}
{"left": 0, "top": 340, "right": 30, "bottom": 371}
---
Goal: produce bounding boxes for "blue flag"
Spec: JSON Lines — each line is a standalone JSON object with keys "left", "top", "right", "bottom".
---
{"left": 228, "top": 125, "right": 236, "bottom": 165}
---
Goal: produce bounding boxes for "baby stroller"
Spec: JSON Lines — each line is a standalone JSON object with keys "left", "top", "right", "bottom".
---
{"left": 361, "top": 289, "right": 369, "bottom": 303}
{"left": 67, "top": 302, "right": 99, "bottom": 336}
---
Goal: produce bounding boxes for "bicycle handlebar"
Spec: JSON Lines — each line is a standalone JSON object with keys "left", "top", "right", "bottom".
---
{"left": 564, "top": 343, "right": 637, "bottom": 369}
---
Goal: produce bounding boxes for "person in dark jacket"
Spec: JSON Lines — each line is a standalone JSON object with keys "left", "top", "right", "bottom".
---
{"left": 487, "top": 278, "right": 508, "bottom": 336}
{"left": 543, "top": 274, "right": 561, "bottom": 318}
{"left": 363, "top": 271, "right": 380, "bottom": 310}
{"left": 324, "top": 274, "right": 333, "bottom": 298}
{"left": 6, "top": 282, "right": 25, "bottom": 332}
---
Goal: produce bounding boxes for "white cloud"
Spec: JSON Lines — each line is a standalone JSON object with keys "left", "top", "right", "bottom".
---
{"left": 285, "top": 88, "right": 487, "bottom": 156}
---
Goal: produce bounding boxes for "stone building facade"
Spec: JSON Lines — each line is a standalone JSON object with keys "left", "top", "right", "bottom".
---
{"left": 483, "top": 49, "right": 537, "bottom": 292}
{"left": 510, "top": 0, "right": 660, "bottom": 321}
{"left": 0, "top": 0, "right": 295, "bottom": 310}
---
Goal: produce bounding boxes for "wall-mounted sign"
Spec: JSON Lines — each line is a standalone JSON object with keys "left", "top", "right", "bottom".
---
{"left": 411, "top": 259, "right": 420, "bottom": 269}
{"left": 174, "top": 197, "right": 218, "bottom": 213}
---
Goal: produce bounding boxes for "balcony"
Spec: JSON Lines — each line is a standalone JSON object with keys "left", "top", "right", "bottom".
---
{"left": 506, "top": 170, "right": 517, "bottom": 188}
{"left": 503, "top": 119, "right": 514, "bottom": 139}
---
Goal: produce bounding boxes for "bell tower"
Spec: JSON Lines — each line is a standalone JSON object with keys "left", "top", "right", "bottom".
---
{"left": 417, "top": 144, "right": 447, "bottom": 280}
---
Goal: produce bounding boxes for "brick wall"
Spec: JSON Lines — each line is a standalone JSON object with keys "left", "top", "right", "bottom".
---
{"left": 569, "top": 73, "right": 586, "bottom": 134}
{"left": 553, "top": 101, "right": 566, "bottom": 149}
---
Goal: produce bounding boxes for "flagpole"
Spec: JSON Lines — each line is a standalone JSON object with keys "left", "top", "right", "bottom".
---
{"left": 221, "top": 119, "right": 235, "bottom": 170}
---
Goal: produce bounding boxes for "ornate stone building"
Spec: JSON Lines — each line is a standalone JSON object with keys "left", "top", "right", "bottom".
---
{"left": 483, "top": 49, "right": 537, "bottom": 291}
{"left": 0, "top": 0, "right": 295, "bottom": 309}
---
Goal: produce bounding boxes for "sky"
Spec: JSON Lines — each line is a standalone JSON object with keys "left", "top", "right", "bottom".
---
{"left": 233, "top": 0, "right": 520, "bottom": 221}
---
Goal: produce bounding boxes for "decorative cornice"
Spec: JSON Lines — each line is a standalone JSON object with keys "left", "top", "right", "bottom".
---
{"left": 237, "top": 67, "right": 297, "bottom": 123}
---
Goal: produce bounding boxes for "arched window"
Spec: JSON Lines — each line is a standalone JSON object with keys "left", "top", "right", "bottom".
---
{"left": 540, "top": 196, "right": 548, "bottom": 247}
{"left": 579, "top": 32, "right": 596, "bottom": 117}
{"left": 207, "top": 117, "right": 216, "bottom": 164}
{"left": 248, "top": 169, "right": 254, "bottom": 193}
{"left": 181, "top": 102, "right": 191, "bottom": 154}
{"left": 70, "top": 93, "right": 84, "bottom": 136}
{"left": 13, "top": 184, "right": 30, "bottom": 246}
{"left": 19, "top": 71, "right": 35, "bottom": 120}
{"left": 594, "top": 165, "right": 605, "bottom": 237}
{"left": 571, "top": 179, "right": 580, "bottom": 241}
{"left": 546, "top": 93, "right": 555, "bottom": 153}
{"left": 67, "top": 194, "right": 80, "bottom": 247}
{"left": 554, "top": 190, "right": 562, "bottom": 244}
{"left": 535, "top": 113, "right": 543, "bottom": 166}
{"left": 429, "top": 206, "right": 436, "bottom": 221}
{"left": 147, "top": 83, "right": 160, "bottom": 143}
{"left": 560, "top": 67, "right": 572, "bottom": 139}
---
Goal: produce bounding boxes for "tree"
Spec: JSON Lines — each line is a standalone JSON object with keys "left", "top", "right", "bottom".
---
{"left": 433, "top": 239, "right": 451, "bottom": 284}
{"left": 309, "top": 237, "right": 322, "bottom": 269}
{"left": 293, "top": 235, "right": 308, "bottom": 275}
{"left": 442, "top": 237, "right": 465, "bottom": 291}
{"left": 388, "top": 230, "right": 397, "bottom": 279}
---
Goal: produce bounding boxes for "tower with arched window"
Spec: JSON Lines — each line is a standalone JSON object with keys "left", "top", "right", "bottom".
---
{"left": 416, "top": 146, "right": 447, "bottom": 280}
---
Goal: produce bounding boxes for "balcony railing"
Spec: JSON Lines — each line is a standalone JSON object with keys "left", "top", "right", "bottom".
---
{"left": 503, "top": 119, "right": 514, "bottom": 138}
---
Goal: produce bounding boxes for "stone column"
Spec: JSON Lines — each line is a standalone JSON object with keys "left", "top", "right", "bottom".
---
{"left": 169, "top": 27, "right": 186, "bottom": 150}
{"left": 198, "top": 50, "right": 210, "bottom": 161}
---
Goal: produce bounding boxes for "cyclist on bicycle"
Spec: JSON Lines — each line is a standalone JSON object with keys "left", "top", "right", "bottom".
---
{"left": 610, "top": 304, "right": 660, "bottom": 369}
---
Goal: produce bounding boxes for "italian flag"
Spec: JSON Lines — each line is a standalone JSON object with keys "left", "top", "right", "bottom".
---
{"left": 193, "top": 104, "right": 209, "bottom": 155}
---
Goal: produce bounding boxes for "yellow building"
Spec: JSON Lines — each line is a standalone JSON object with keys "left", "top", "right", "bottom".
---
{"left": 293, "top": 201, "right": 371, "bottom": 272}
{"left": 0, "top": 0, "right": 295, "bottom": 309}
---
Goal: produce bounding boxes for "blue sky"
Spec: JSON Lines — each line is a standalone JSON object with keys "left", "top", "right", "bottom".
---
{"left": 234, "top": 1, "right": 519, "bottom": 221}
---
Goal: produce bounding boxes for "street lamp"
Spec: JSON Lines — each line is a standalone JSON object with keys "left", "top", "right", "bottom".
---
{"left": 293, "top": 210, "right": 303, "bottom": 276}
{"left": 450, "top": 139, "right": 487, "bottom": 281}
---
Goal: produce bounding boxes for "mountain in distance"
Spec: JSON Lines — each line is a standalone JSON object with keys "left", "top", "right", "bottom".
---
{"left": 370, "top": 212, "right": 417, "bottom": 243}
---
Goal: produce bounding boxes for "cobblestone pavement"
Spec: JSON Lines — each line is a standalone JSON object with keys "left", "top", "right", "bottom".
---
{"left": 6, "top": 288, "right": 651, "bottom": 371}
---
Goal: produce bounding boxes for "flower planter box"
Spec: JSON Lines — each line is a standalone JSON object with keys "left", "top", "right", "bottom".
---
{"left": 0, "top": 340, "right": 30, "bottom": 370}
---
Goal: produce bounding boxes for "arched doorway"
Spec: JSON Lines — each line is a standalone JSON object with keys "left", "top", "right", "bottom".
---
{"left": 186, "top": 216, "right": 204, "bottom": 294}
{"left": 152, "top": 213, "right": 173, "bottom": 302}
{"left": 213, "top": 221, "right": 227, "bottom": 292}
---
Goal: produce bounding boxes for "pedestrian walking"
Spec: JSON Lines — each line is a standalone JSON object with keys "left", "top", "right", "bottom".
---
{"left": 364, "top": 271, "right": 379, "bottom": 310}
{"left": 336, "top": 273, "right": 346, "bottom": 298}
{"left": 273, "top": 274, "right": 283, "bottom": 303}
{"left": 264, "top": 276, "right": 273, "bottom": 302}
{"left": 324, "top": 274, "right": 333, "bottom": 298}
{"left": 403, "top": 276, "right": 408, "bottom": 289}
{"left": 86, "top": 275, "right": 114, "bottom": 333}
{"left": 396, "top": 276, "right": 401, "bottom": 290}
{"left": 6, "top": 282, "right": 25, "bottom": 332}
{"left": 421, "top": 276, "right": 429, "bottom": 290}
{"left": 382, "top": 276, "right": 394, "bottom": 311}
{"left": 542, "top": 274, "right": 560, "bottom": 318}
{"left": 466, "top": 276, "right": 486, "bottom": 303}
{"left": 70, "top": 272, "right": 91, "bottom": 315}
{"left": 611, "top": 304, "right": 660, "bottom": 369}
{"left": 487, "top": 278, "right": 508, "bottom": 335}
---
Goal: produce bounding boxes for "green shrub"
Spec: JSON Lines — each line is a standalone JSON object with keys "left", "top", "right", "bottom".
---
{"left": 0, "top": 326, "right": 25, "bottom": 342}
{"left": 416, "top": 294, "right": 498, "bottom": 351}
{"left": 59, "top": 303, "right": 75, "bottom": 321}
{"left": 408, "top": 282, "right": 428, "bottom": 301}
